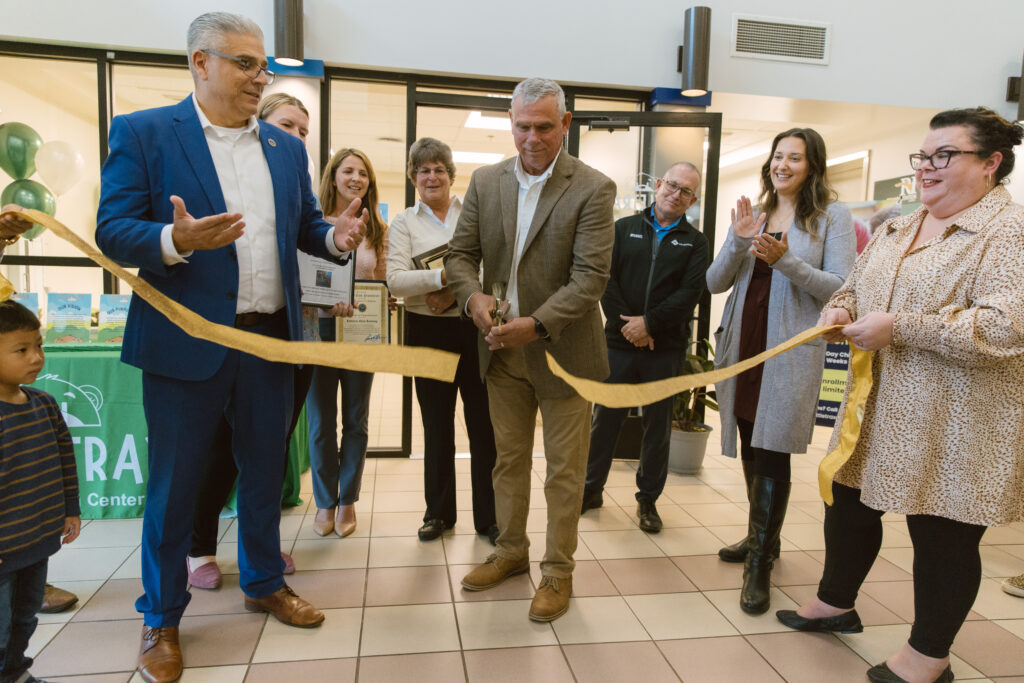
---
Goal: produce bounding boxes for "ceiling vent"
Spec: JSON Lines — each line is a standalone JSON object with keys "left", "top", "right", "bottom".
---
{"left": 732, "top": 14, "right": 831, "bottom": 65}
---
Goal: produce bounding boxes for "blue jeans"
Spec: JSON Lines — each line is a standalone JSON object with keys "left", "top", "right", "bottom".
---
{"left": 0, "top": 559, "right": 47, "bottom": 683}
{"left": 585, "top": 348, "right": 681, "bottom": 502}
{"left": 306, "top": 317, "right": 374, "bottom": 508}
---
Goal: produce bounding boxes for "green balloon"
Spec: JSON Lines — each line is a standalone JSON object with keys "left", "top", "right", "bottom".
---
{"left": 1, "top": 179, "right": 56, "bottom": 240}
{"left": 0, "top": 122, "right": 44, "bottom": 180}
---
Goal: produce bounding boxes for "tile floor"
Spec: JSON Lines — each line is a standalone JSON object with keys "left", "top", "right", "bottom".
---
{"left": 26, "top": 415, "right": 1024, "bottom": 682}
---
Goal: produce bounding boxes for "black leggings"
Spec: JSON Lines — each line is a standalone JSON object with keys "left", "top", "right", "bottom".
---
{"left": 818, "top": 482, "right": 987, "bottom": 658}
{"left": 736, "top": 417, "right": 791, "bottom": 481}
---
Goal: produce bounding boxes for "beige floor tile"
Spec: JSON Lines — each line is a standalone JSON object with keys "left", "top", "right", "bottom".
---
{"left": 283, "top": 568, "right": 366, "bottom": 609}
{"left": 252, "top": 607, "right": 361, "bottom": 662}
{"left": 372, "top": 490, "right": 426, "bottom": 512}
{"left": 47, "top": 546, "right": 136, "bottom": 582}
{"left": 578, "top": 529, "right": 664, "bottom": 560}
{"left": 649, "top": 526, "right": 725, "bottom": 556}
{"left": 455, "top": 599, "right": 558, "bottom": 650}
{"left": 952, "top": 620, "right": 1024, "bottom": 678}
{"left": 576, "top": 505, "right": 637, "bottom": 531}
{"left": 374, "top": 458, "right": 425, "bottom": 475}
{"left": 600, "top": 557, "right": 697, "bottom": 595}
{"left": 278, "top": 513, "right": 304, "bottom": 541}
{"left": 26, "top": 622, "right": 63, "bottom": 658}
{"left": 673, "top": 554, "right": 744, "bottom": 590}
{"left": 682, "top": 502, "right": 750, "bottom": 526}
{"left": 878, "top": 547, "right": 915, "bottom": 573}
{"left": 368, "top": 535, "right": 447, "bottom": 567}
{"left": 32, "top": 618, "right": 142, "bottom": 677}
{"left": 971, "top": 578, "right": 1024, "bottom": 620}
{"left": 374, "top": 473, "right": 425, "bottom": 492}
{"left": 368, "top": 510, "right": 425, "bottom": 537}
{"left": 982, "top": 546, "right": 1024, "bottom": 578}
{"left": 780, "top": 523, "right": 826, "bottom": 551}
{"left": 527, "top": 532, "right": 594, "bottom": 562}
{"left": 623, "top": 502, "right": 702, "bottom": 529}
{"left": 996, "top": 620, "right": 1024, "bottom": 640}
{"left": 365, "top": 565, "right": 451, "bottom": 606}
{"left": 704, "top": 588, "right": 800, "bottom": 634}
{"left": 550, "top": 595, "right": 650, "bottom": 644}
{"left": 441, "top": 532, "right": 498, "bottom": 565}
{"left": 71, "top": 578, "right": 145, "bottom": 622}
{"left": 289, "top": 537, "right": 369, "bottom": 570}
{"left": 563, "top": 641, "right": 679, "bottom": 682}
{"left": 447, "top": 563, "right": 535, "bottom": 602}
{"left": 244, "top": 658, "right": 356, "bottom": 683}
{"left": 705, "top": 524, "right": 748, "bottom": 547}
{"left": 789, "top": 483, "right": 823, "bottom": 502}
{"left": 709, "top": 483, "right": 751, "bottom": 503}
{"left": 36, "top": 579, "right": 105, "bottom": 625}
{"left": 998, "top": 545, "right": 1024, "bottom": 561}
{"left": 880, "top": 521, "right": 914, "bottom": 548}
{"left": 49, "top": 674, "right": 133, "bottom": 683}
{"left": 627, "top": 591, "right": 738, "bottom": 640}
{"left": 72, "top": 518, "right": 144, "bottom": 548}
{"left": 109, "top": 546, "right": 144, "bottom": 580}
{"left": 747, "top": 631, "right": 877, "bottom": 683}
{"left": 463, "top": 645, "right": 574, "bottom": 683}
{"left": 778, "top": 584, "right": 906, "bottom": 627}
{"left": 697, "top": 467, "right": 745, "bottom": 486}
{"left": 986, "top": 527, "right": 1024, "bottom": 545}
{"left": 662, "top": 484, "right": 729, "bottom": 505}
{"left": 771, "top": 551, "right": 826, "bottom": 586}
{"left": 527, "top": 559, "right": 617, "bottom": 597}
{"left": 358, "top": 651, "right": 466, "bottom": 683}
{"left": 658, "top": 635, "right": 785, "bottom": 683}
{"left": 359, "top": 603, "right": 460, "bottom": 656}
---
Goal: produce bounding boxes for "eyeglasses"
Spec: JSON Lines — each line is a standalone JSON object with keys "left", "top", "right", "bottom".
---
{"left": 661, "top": 179, "right": 696, "bottom": 199}
{"left": 908, "top": 149, "right": 983, "bottom": 170}
{"left": 202, "top": 49, "right": 276, "bottom": 85}
{"left": 416, "top": 167, "right": 449, "bottom": 177}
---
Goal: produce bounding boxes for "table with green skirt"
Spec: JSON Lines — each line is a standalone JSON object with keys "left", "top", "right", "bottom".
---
{"left": 30, "top": 344, "right": 309, "bottom": 519}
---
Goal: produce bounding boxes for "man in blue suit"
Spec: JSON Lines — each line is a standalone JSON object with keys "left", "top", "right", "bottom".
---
{"left": 95, "top": 12, "right": 366, "bottom": 683}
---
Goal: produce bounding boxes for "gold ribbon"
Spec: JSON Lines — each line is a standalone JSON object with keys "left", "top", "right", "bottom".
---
{"left": 8, "top": 210, "right": 459, "bottom": 382}
{"left": 547, "top": 325, "right": 875, "bottom": 503}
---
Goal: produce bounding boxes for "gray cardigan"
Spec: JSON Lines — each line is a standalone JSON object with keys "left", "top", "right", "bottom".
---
{"left": 706, "top": 202, "right": 855, "bottom": 457}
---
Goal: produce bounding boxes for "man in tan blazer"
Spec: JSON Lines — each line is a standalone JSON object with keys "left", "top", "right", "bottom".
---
{"left": 446, "top": 77, "right": 615, "bottom": 622}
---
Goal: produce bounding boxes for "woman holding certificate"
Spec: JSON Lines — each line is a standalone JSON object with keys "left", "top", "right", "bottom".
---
{"left": 387, "top": 138, "right": 498, "bottom": 543}
{"left": 306, "top": 148, "right": 388, "bottom": 538}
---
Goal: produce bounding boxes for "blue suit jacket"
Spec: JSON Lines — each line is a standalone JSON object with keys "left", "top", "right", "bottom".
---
{"left": 96, "top": 96, "right": 336, "bottom": 381}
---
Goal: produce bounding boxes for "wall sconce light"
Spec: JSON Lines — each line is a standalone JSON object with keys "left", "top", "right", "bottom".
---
{"left": 1007, "top": 51, "right": 1024, "bottom": 123}
{"left": 274, "top": 0, "right": 304, "bottom": 67}
{"left": 678, "top": 6, "right": 711, "bottom": 97}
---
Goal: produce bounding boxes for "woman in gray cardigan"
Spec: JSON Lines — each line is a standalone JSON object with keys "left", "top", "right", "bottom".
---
{"left": 706, "top": 128, "right": 855, "bottom": 615}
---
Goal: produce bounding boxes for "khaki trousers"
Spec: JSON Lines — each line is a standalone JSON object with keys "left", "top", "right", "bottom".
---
{"left": 486, "top": 347, "right": 592, "bottom": 578}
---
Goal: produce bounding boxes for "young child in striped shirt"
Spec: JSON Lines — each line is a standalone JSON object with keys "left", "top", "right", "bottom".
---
{"left": 0, "top": 299, "right": 80, "bottom": 683}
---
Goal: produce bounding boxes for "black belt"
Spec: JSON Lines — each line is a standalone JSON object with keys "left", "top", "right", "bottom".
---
{"left": 234, "top": 309, "right": 285, "bottom": 328}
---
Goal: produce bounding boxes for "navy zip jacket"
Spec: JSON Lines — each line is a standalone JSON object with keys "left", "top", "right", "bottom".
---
{"left": 601, "top": 207, "right": 709, "bottom": 353}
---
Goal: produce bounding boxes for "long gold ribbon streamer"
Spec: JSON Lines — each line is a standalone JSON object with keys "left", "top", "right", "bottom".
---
{"left": 547, "top": 326, "right": 876, "bottom": 503}
{"left": 817, "top": 346, "right": 872, "bottom": 505}
{"left": 10, "top": 210, "right": 458, "bottom": 382}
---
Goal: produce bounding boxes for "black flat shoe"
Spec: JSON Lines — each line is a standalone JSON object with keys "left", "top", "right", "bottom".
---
{"left": 418, "top": 519, "right": 447, "bottom": 541}
{"left": 580, "top": 488, "right": 603, "bottom": 514}
{"left": 775, "top": 608, "right": 863, "bottom": 633}
{"left": 866, "top": 662, "right": 953, "bottom": 683}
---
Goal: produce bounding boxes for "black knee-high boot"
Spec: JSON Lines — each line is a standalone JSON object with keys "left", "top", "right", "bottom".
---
{"left": 740, "top": 475, "right": 790, "bottom": 614}
{"left": 719, "top": 461, "right": 781, "bottom": 563}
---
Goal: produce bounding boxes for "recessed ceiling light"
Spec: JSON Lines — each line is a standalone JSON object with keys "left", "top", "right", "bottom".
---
{"left": 464, "top": 111, "right": 511, "bottom": 131}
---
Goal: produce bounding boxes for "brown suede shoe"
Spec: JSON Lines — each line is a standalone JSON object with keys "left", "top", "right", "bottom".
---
{"left": 528, "top": 575, "right": 572, "bottom": 622}
{"left": 244, "top": 584, "right": 325, "bottom": 627}
{"left": 40, "top": 584, "right": 78, "bottom": 613}
{"left": 138, "top": 625, "right": 182, "bottom": 683}
{"left": 314, "top": 507, "right": 336, "bottom": 537}
{"left": 461, "top": 553, "right": 530, "bottom": 591}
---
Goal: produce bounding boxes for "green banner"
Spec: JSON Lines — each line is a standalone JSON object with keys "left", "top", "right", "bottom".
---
{"left": 30, "top": 344, "right": 307, "bottom": 519}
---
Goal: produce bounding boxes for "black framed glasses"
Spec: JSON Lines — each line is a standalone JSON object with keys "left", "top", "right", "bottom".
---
{"left": 661, "top": 179, "right": 696, "bottom": 199}
{"left": 201, "top": 49, "right": 276, "bottom": 85}
{"left": 908, "top": 149, "right": 983, "bottom": 170}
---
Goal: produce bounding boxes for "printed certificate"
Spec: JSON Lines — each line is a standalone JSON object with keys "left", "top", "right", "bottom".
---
{"left": 298, "top": 252, "right": 355, "bottom": 307}
{"left": 338, "top": 280, "right": 390, "bottom": 344}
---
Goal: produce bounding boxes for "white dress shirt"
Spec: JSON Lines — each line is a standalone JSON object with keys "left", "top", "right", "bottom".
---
{"left": 506, "top": 152, "right": 558, "bottom": 319}
{"left": 386, "top": 197, "right": 462, "bottom": 317}
{"left": 160, "top": 95, "right": 343, "bottom": 314}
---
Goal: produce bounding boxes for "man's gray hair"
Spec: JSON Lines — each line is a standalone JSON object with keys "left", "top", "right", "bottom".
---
{"left": 186, "top": 12, "right": 264, "bottom": 74}
{"left": 511, "top": 78, "right": 566, "bottom": 117}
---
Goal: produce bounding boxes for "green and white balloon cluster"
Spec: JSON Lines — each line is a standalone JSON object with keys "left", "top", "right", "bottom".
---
{"left": 0, "top": 122, "right": 85, "bottom": 239}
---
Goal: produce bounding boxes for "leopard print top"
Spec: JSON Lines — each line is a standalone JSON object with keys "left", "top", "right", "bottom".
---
{"left": 828, "top": 185, "right": 1024, "bottom": 526}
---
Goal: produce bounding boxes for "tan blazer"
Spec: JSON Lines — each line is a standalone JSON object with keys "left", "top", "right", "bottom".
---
{"left": 446, "top": 151, "right": 616, "bottom": 398}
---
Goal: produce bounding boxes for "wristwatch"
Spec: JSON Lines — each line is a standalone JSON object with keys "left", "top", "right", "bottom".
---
{"left": 531, "top": 316, "right": 551, "bottom": 342}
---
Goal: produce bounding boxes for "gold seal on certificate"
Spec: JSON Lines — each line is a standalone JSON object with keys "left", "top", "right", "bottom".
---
{"left": 337, "top": 280, "right": 390, "bottom": 344}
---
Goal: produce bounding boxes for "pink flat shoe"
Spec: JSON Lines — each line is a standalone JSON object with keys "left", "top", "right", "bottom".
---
{"left": 282, "top": 552, "right": 296, "bottom": 575}
{"left": 187, "top": 561, "right": 222, "bottom": 590}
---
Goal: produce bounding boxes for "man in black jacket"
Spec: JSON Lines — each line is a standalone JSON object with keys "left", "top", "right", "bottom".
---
{"left": 580, "top": 162, "right": 709, "bottom": 532}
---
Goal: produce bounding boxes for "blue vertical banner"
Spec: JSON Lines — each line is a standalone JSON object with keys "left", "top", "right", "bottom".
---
{"left": 816, "top": 342, "right": 851, "bottom": 427}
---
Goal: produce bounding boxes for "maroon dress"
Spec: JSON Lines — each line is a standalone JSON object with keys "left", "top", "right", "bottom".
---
{"left": 733, "top": 233, "right": 781, "bottom": 423}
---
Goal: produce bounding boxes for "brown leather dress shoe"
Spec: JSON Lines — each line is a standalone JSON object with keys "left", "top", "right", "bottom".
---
{"left": 314, "top": 507, "right": 336, "bottom": 537}
{"left": 244, "top": 584, "right": 325, "bottom": 627}
{"left": 40, "top": 584, "right": 78, "bottom": 613}
{"left": 461, "top": 553, "right": 530, "bottom": 591}
{"left": 138, "top": 625, "right": 182, "bottom": 683}
{"left": 528, "top": 575, "right": 572, "bottom": 622}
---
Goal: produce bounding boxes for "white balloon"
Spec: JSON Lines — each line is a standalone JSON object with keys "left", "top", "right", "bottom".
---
{"left": 35, "top": 140, "right": 85, "bottom": 196}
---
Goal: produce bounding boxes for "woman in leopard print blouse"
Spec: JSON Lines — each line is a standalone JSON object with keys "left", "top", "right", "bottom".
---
{"left": 777, "top": 107, "right": 1024, "bottom": 683}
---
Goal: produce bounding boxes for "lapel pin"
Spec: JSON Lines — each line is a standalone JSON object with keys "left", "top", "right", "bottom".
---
{"left": 268, "top": 138, "right": 277, "bottom": 147}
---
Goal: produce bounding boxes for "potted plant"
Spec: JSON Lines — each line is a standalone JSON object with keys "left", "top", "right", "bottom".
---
{"left": 669, "top": 339, "right": 718, "bottom": 474}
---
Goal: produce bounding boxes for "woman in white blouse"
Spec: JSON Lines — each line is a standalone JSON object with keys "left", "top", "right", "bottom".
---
{"left": 387, "top": 138, "right": 498, "bottom": 543}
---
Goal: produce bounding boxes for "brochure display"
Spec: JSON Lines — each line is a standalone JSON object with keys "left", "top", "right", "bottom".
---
{"left": 98, "top": 294, "right": 131, "bottom": 343}
{"left": 45, "top": 293, "right": 91, "bottom": 343}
